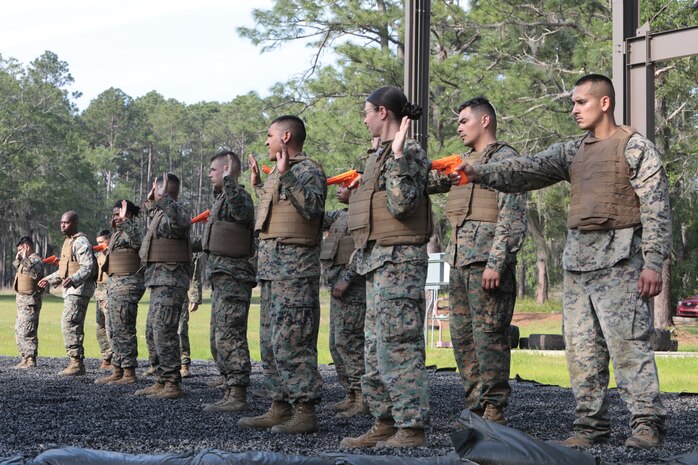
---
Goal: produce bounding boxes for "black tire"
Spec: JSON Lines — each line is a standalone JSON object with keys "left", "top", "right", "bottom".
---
{"left": 508, "top": 325, "right": 520, "bottom": 349}
{"left": 669, "top": 339, "right": 679, "bottom": 352}
{"left": 519, "top": 337, "right": 529, "bottom": 350}
{"left": 528, "top": 333, "right": 565, "bottom": 350}
{"left": 650, "top": 329, "right": 672, "bottom": 351}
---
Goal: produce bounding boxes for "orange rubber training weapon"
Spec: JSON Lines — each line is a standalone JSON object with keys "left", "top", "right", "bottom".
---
{"left": 431, "top": 154, "right": 469, "bottom": 185}
{"left": 93, "top": 243, "right": 108, "bottom": 252}
{"left": 43, "top": 255, "right": 59, "bottom": 265}
{"left": 191, "top": 210, "right": 211, "bottom": 224}
{"left": 327, "top": 169, "right": 360, "bottom": 188}
{"left": 261, "top": 165, "right": 272, "bottom": 174}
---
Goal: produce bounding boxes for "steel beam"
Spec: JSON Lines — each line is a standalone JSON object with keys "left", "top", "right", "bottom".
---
{"left": 404, "top": 0, "right": 431, "bottom": 154}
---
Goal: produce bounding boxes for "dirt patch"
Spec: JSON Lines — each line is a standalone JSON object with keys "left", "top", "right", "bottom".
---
{"left": 512, "top": 312, "right": 562, "bottom": 325}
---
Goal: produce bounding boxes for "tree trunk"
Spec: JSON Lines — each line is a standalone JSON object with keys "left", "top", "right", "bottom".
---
{"left": 653, "top": 259, "right": 674, "bottom": 328}
{"left": 535, "top": 252, "right": 548, "bottom": 304}
{"left": 517, "top": 260, "right": 526, "bottom": 298}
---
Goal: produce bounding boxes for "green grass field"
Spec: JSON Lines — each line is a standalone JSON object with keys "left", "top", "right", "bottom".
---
{"left": 2, "top": 290, "right": 696, "bottom": 392}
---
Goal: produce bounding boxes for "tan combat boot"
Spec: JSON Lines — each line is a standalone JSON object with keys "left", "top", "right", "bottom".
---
{"left": 558, "top": 434, "right": 600, "bottom": 449}
{"left": 204, "top": 386, "right": 248, "bottom": 412}
{"left": 237, "top": 401, "right": 293, "bottom": 430}
{"left": 340, "top": 418, "right": 397, "bottom": 449}
{"left": 150, "top": 381, "right": 183, "bottom": 399}
{"left": 271, "top": 402, "right": 319, "bottom": 434}
{"left": 111, "top": 368, "right": 137, "bottom": 385}
{"left": 482, "top": 404, "right": 506, "bottom": 425}
{"left": 376, "top": 427, "right": 427, "bottom": 448}
{"left": 180, "top": 364, "right": 191, "bottom": 378}
{"left": 330, "top": 391, "right": 355, "bottom": 411}
{"left": 95, "top": 367, "right": 124, "bottom": 385}
{"left": 14, "top": 357, "right": 27, "bottom": 369}
{"left": 58, "top": 358, "right": 85, "bottom": 376}
{"left": 134, "top": 382, "right": 165, "bottom": 397}
{"left": 24, "top": 356, "right": 37, "bottom": 369}
{"left": 625, "top": 425, "right": 662, "bottom": 449}
{"left": 99, "top": 359, "right": 113, "bottom": 370}
{"left": 143, "top": 365, "right": 156, "bottom": 377}
{"left": 336, "top": 390, "right": 370, "bottom": 418}
{"left": 206, "top": 376, "right": 225, "bottom": 387}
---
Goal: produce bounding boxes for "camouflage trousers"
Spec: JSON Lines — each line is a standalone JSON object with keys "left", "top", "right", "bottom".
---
{"left": 178, "top": 299, "right": 190, "bottom": 366}
{"left": 108, "top": 275, "right": 145, "bottom": 368}
{"left": 260, "top": 277, "right": 323, "bottom": 404}
{"left": 95, "top": 295, "right": 112, "bottom": 361}
{"left": 563, "top": 252, "right": 666, "bottom": 440}
{"left": 210, "top": 273, "right": 254, "bottom": 387}
{"left": 62, "top": 295, "right": 91, "bottom": 359}
{"left": 15, "top": 294, "right": 42, "bottom": 358}
{"left": 362, "top": 260, "right": 429, "bottom": 429}
{"left": 449, "top": 264, "right": 515, "bottom": 410}
{"left": 328, "top": 277, "right": 366, "bottom": 393}
{"left": 145, "top": 286, "right": 187, "bottom": 384}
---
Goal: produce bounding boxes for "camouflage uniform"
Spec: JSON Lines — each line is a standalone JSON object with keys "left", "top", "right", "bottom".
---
{"left": 142, "top": 194, "right": 192, "bottom": 385}
{"left": 44, "top": 234, "right": 96, "bottom": 359}
{"left": 200, "top": 178, "right": 257, "bottom": 388}
{"left": 94, "top": 251, "right": 112, "bottom": 362}
{"left": 255, "top": 156, "right": 326, "bottom": 404}
{"left": 107, "top": 218, "right": 146, "bottom": 369}
{"left": 322, "top": 209, "right": 366, "bottom": 394}
{"left": 352, "top": 140, "right": 431, "bottom": 429}
{"left": 178, "top": 253, "right": 203, "bottom": 367}
{"left": 474, "top": 132, "right": 670, "bottom": 439}
{"left": 13, "top": 254, "right": 45, "bottom": 359}
{"left": 429, "top": 143, "right": 527, "bottom": 412}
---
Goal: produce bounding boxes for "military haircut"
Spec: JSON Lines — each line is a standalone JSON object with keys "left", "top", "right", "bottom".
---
{"left": 16, "top": 236, "right": 34, "bottom": 248}
{"left": 210, "top": 149, "right": 241, "bottom": 174}
{"left": 271, "top": 115, "right": 307, "bottom": 147}
{"left": 458, "top": 96, "right": 497, "bottom": 132}
{"left": 574, "top": 74, "right": 615, "bottom": 111}
{"left": 155, "top": 173, "right": 181, "bottom": 188}
{"left": 97, "top": 229, "right": 111, "bottom": 239}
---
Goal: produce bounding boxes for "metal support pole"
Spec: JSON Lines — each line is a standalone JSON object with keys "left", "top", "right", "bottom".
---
{"left": 404, "top": 0, "right": 431, "bottom": 153}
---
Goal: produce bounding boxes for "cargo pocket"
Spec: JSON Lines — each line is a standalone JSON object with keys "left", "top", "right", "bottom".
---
{"left": 620, "top": 284, "right": 652, "bottom": 341}
{"left": 377, "top": 286, "right": 424, "bottom": 343}
{"left": 339, "top": 300, "right": 366, "bottom": 333}
{"left": 276, "top": 284, "right": 319, "bottom": 346}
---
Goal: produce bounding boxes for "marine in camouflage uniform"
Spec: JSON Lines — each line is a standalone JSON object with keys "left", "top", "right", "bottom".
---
{"left": 136, "top": 174, "right": 192, "bottom": 399}
{"left": 197, "top": 150, "right": 257, "bottom": 412}
{"left": 13, "top": 237, "right": 45, "bottom": 368}
{"left": 238, "top": 115, "right": 325, "bottom": 434}
{"left": 94, "top": 231, "right": 113, "bottom": 368}
{"left": 429, "top": 98, "right": 527, "bottom": 424}
{"left": 101, "top": 200, "right": 146, "bottom": 385}
{"left": 465, "top": 75, "right": 669, "bottom": 449}
{"left": 40, "top": 211, "right": 96, "bottom": 376}
{"left": 178, "top": 252, "right": 203, "bottom": 377}
{"left": 321, "top": 200, "right": 367, "bottom": 417}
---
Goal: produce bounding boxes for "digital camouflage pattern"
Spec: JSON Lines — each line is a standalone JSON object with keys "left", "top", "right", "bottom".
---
{"left": 44, "top": 234, "right": 95, "bottom": 359}
{"left": 322, "top": 209, "right": 366, "bottom": 393}
{"left": 429, "top": 143, "right": 526, "bottom": 412}
{"left": 13, "top": 254, "right": 44, "bottom": 358}
{"left": 255, "top": 156, "right": 326, "bottom": 403}
{"left": 204, "top": 177, "right": 257, "bottom": 387}
{"left": 143, "top": 194, "right": 192, "bottom": 384}
{"left": 107, "top": 217, "right": 145, "bottom": 369}
{"left": 474, "top": 132, "right": 670, "bottom": 436}
{"left": 179, "top": 252, "right": 204, "bottom": 366}
{"left": 94, "top": 268, "right": 112, "bottom": 362}
{"left": 353, "top": 139, "right": 430, "bottom": 428}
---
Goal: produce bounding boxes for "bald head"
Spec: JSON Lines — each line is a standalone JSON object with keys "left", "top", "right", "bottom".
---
{"left": 60, "top": 211, "right": 79, "bottom": 237}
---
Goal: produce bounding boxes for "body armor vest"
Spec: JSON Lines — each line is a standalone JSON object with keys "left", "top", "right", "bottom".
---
{"left": 58, "top": 233, "right": 88, "bottom": 278}
{"left": 202, "top": 194, "right": 254, "bottom": 258}
{"left": 568, "top": 126, "right": 641, "bottom": 231}
{"left": 348, "top": 143, "right": 431, "bottom": 248}
{"left": 14, "top": 254, "right": 41, "bottom": 295}
{"left": 255, "top": 157, "right": 323, "bottom": 247}
{"left": 96, "top": 253, "right": 108, "bottom": 283}
{"left": 106, "top": 248, "right": 141, "bottom": 276}
{"left": 140, "top": 210, "right": 192, "bottom": 264}
{"left": 320, "top": 213, "right": 355, "bottom": 266}
{"left": 445, "top": 143, "right": 509, "bottom": 230}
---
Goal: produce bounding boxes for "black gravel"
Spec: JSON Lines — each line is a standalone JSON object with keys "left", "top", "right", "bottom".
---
{"left": 0, "top": 356, "right": 696, "bottom": 464}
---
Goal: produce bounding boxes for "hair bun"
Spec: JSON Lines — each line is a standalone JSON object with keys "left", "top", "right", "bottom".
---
{"left": 402, "top": 102, "right": 423, "bottom": 120}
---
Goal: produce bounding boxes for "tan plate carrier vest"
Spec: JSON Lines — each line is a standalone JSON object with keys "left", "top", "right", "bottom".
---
{"left": 255, "top": 157, "right": 323, "bottom": 247}
{"left": 96, "top": 253, "right": 108, "bottom": 283}
{"left": 319, "top": 213, "right": 355, "bottom": 266}
{"left": 14, "top": 255, "right": 41, "bottom": 295}
{"left": 348, "top": 143, "right": 432, "bottom": 249}
{"left": 58, "top": 233, "right": 89, "bottom": 278}
{"left": 445, "top": 143, "right": 511, "bottom": 234}
{"left": 568, "top": 126, "right": 641, "bottom": 231}
{"left": 140, "top": 210, "right": 192, "bottom": 264}
{"left": 106, "top": 247, "right": 141, "bottom": 276}
{"left": 202, "top": 195, "right": 254, "bottom": 258}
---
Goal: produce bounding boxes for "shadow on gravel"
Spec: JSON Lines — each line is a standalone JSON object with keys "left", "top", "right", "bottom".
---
{"left": 0, "top": 357, "right": 696, "bottom": 465}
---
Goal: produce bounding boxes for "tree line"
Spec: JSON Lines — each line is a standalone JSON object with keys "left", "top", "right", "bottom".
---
{"left": 1, "top": 0, "right": 696, "bottom": 326}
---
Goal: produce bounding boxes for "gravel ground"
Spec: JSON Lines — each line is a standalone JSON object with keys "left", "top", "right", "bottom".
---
{"left": 0, "top": 355, "right": 696, "bottom": 464}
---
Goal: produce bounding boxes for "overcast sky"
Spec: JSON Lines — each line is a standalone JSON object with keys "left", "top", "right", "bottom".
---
{"left": 1, "top": 0, "right": 317, "bottom": 111}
